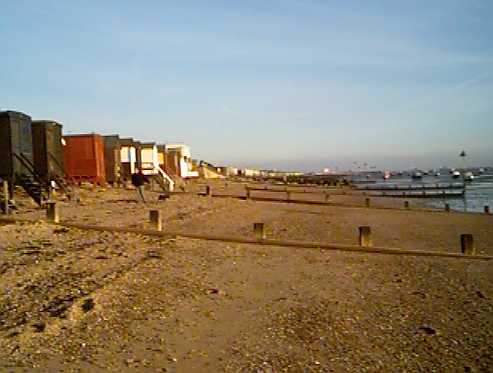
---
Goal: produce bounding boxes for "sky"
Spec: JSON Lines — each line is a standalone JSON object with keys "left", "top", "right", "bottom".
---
{"left": 1, "top": 0, "right": 492, "bottom": 171}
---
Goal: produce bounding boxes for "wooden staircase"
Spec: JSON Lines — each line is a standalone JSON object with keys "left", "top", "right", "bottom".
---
{"left": 142, "top": 164, "right": 176, "bottom": 192}
{"left": 47, "top": 152, "right": 71, "bottom": 196}
{"left": 13, "top": 153, "right": 49, "bottom": 206}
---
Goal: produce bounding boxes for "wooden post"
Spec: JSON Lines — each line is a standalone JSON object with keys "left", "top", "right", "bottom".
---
{"left": 365, "top": 198, "right": 370, "bottom": 207}
{"left": 149, "top": 210, "right": 162, "bottom": 231}
{"left": 324, "top": 192, "right": 330, "bottom": 203}
{"left": 460, "top": 234, "right": 475, "bottom": 255}
{"left": 404, "top": 201, "right": 410, "bottom": 209}
{"left": 445, "top": 203, "right": 450, "bottom": 212}
{"left": 158, "top": 193, "right": 170, "bottom": 201}
{"left": 485, "top": 206, "right": 490, "bottom": 215}
{"left": 245, "top": 186, "right": 251, "bottom": 200}
{"left": 2, "top": 180, "right": 9, "bottom": 215}
{"left": 286, "top": 190, "right": 291, "bottom": 201}
{"left": 48, "top": 182, "right": 57, "bottom": 200}
{"left": 253, "top": 223, "right": 266, "bottom": 240}
{"left": 46, "top": 202, "right": 59, "bottom": 223}
{"left": 205, "top": 185, "right": 212, "bottom": 196}
{"left": 359, "top": 226, "right": 372, "bottom": 247}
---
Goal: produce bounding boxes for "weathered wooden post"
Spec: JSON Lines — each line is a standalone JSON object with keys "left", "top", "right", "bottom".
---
{"left": 365, "top": 198, "right": 370, "bottom": 207}
{"left": 149, "top": 210, "right": 162, "bottom": 231}
{"left": 286, "top": 190, "right": 291, "bottom": 201}
{"left": 359, "top": 226, "right": 372, "bottom": 247}
{"left": 460, "top": 234, "right": 475, "bottom": 255}
{"left": 253, "top": 223, "right": 266, "bottom": 240}
{"left": 324, "top": 192, "right": 330, "bottom": 203}
{"left": 158, "top": 192, "right": 170, "bottom": 201}
{"left": 404, "top": 201, "right": 410, "bottom": 209}
{"left": 46, "top": 202, "right": 59, "bottom": 223}
{"left": 2, "top": 180, "right": 9, "bottom": 215}
{"left": 245, "top": 185, "right": 251, "bottom": 200}
{"left": 205, "top": 185, "right": 212, "bottom": 196}
{"left": 485, "top": 205, "right": 490, "bottom": 215}
{"left": 445, "top": 203, "right": 450, "bottom": 212}
{"left": 48, "top": 182, "right": 56, "bottom": 200}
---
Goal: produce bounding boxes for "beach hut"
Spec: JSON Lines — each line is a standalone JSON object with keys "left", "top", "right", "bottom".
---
{"left": 63, "top": 134, "right": 106, "bottom": 184}
{"left": 0, "top": 111, "right": 34, "bottom": 180}
{"left": 138, "top": 142, "right": 175, "bottom": 191}
{"left": 139, "top": 142, "right": 159, "bottom": 174}
{"left": 31, "top": 120, "right": 64, "bottom": 182}
{"left": 0, "top": 111, "right": 51, "bottom": 205}
{"left": 162, "top": 148, "right": 180, "bottom": 178}
{"left": 218, "top": 166, "right": 239, "bottom": 177}
{"left": 157, "top": 144, "right": 166, "bottom": 170}
{"left": 165, "top": 144, "right": 198, "bottom": 178}
{"left": 119, "top": 138, "right": 138, "bottom": 180}
{"left": 103, "top": 135, "right": 122, "bottom": 185}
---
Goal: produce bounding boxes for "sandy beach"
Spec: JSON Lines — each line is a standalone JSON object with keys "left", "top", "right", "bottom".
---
{"left": 1, "top": 181, "right": 492, "bottom": 372}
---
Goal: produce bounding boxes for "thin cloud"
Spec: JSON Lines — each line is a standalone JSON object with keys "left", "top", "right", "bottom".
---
{"left": 454, "top": 72, "right": 492, "bottom": 89}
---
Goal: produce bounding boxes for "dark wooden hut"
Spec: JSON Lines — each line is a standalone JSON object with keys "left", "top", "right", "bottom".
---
{"left": 31, "top": 120, "right": 64, "bottom": 182}
{"left": 0, "top": 111, "right": 33, "bottom": 180}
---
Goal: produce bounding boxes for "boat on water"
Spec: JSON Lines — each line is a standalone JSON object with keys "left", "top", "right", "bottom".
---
{"left": 412, "top": 171, "right": 423, "bottom": 180}
{"left": 464, "top": 171, "right": 474, "bottom": 182}
{"left": 452, "top": 171, "right": 461, "bottom": 179}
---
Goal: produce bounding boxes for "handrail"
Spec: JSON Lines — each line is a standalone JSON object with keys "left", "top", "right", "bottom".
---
{"left": 12, "top": 153, "right": 46, "bottom": 187}
{"left": 47, "top": 151, "right": 65, "bottom": 177}
{"left": 156, "top": 165, "right": 175, "bottom": 191}
{"left": 46, "top": 151, "right": 71, "bottom": 194}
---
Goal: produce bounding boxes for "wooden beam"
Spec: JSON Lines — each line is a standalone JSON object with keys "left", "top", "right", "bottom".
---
{"left": 1, "top": 217, "right": 491, "bottom": 261}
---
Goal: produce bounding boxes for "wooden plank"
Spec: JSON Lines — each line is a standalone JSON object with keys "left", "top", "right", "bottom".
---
{"left": 1, "top": 217, "right": 491, "bottom": 261}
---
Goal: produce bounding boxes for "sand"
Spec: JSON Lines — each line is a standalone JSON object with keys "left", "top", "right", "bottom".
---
{"left": 0, "top": 181, "right": 492, "bottom": 372}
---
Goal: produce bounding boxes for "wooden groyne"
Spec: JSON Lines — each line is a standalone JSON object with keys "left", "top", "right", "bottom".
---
{"left": 355, "top": 182, "right": 466, "bottom": 198}
{"left": 366, "top": 189, "right": 465, "bottom": 198}
{"left": 356, "top": 183, "right": 465, "bottom": 190}
{"left": 1, "top": 216, "right": 491, "bottom": 261}
{"left": 356, "top": 182, "right": 465, "bottom": 191}
{"left": 246, "top": 186, "right": 340, "bottom": 195}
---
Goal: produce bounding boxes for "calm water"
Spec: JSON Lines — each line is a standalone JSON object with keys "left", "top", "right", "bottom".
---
{"left": 427, "top": 175, "right": 493, "bottom": 213}
{"left": 355, "top": 174, "right": 493, "bottom": 213}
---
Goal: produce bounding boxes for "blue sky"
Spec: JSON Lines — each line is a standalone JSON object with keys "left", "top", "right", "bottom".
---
{"left": 1, "top": 0, "right": 492, "bottom": 171}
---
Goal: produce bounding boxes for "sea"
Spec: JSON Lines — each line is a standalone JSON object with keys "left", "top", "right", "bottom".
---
{"left": 354, "top": 174, "right": 493, "bottom": 213}
{"left": 426, "top": 174, "right": 493, "bottom": 213}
